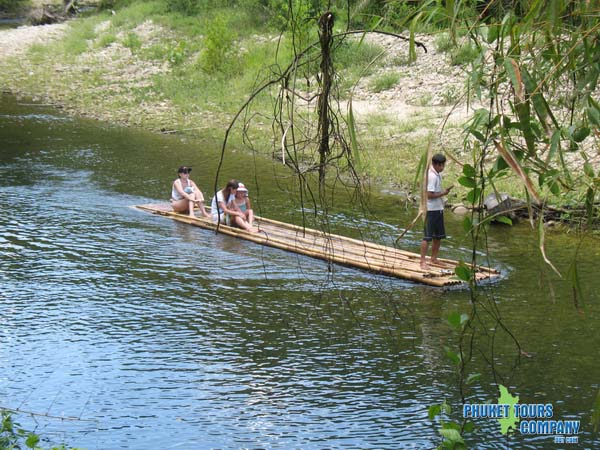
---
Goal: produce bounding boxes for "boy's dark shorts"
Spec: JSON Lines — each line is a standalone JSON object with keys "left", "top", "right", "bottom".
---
{"left": 423, "top": 210, "right": 446, "bottom": 241}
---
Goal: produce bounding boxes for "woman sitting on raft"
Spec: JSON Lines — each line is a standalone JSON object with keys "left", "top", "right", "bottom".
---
{"left": 211, "top": 179, "right": 258, "bottom": 232}
{"left": 231, "top": 182, "right": 255, "bottom": 228}
{"left": 171, "top": 166, "right": 210, "bottom": 218}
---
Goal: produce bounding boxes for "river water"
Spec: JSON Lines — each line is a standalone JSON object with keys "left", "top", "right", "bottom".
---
{"left": 1, "top": 93, "right": 598, "bottom": 449}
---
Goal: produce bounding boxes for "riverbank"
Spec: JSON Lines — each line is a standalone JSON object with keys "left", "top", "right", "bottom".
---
{"left": 0, "top": 13, "right": 476, "bottom": 191}
{"left": 0, "top": 8, "right": 597, "bottom": 227}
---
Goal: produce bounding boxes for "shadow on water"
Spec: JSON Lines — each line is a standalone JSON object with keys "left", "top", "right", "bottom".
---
{"left": 1, "top": 93, "right": 599, "bottom": 449}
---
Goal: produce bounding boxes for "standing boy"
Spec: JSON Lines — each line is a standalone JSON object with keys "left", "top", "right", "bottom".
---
{"left": 420, "top": 154, "right": 452, "bottom": 269}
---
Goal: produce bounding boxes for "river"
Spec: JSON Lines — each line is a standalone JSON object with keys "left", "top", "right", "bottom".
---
{"left": 1, "top": 93, "right": 598, "bottom": 449}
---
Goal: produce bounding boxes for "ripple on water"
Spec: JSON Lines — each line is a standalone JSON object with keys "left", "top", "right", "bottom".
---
{"left": 3, "top": 134, "right": 597, "bottom": 450}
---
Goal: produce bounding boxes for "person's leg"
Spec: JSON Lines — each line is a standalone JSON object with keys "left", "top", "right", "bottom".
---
{"left": 246, "top": 209, "right": 254, "bottom": 227}
{"left": 431, "top": 238, "right": 442, "bottom": 264}
{"left": 233, "top": 215, "right": 258, "bottom": 233}
{"left": 430, "top": 211, "right": 445, "bottom": 264}
{"left": 172, "top": 199, "right": 191, "bottom": 215}
{"left": 193, "top": 192, "right": 211, "bottom": 218}
{"left": 421, "top": 211, "right": 433, "bottom": 269}
{"left": 420, "top": 239, "right": 430, "bottom": 269}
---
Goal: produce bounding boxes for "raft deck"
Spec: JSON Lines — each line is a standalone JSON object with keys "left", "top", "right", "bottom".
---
{"left": 136, "top": 203, "right": 500, "bottom": 287}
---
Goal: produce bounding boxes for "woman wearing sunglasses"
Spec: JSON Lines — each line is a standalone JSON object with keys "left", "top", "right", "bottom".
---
{"left": 171, "top": 166, "right": 211, "bottom": 218}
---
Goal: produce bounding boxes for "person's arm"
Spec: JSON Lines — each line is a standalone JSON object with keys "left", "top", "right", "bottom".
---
{"left": 427, "top": 186, "right": 452, "bottom": 199}
{"left": 245, "top": 197, "right": 253, "bottom": 211}
{"left": 190, "top": 180, "right": 204, "bottom": 196}
{"left": 174, "top": 180, "right": 195, "bottom": 201}
{"left": 220, "top": 199, "right": 244, "bottom": 217}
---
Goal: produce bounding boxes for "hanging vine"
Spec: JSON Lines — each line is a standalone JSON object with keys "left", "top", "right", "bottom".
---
{"left": 214, "top": 1, "right": 426, "bottom": 233}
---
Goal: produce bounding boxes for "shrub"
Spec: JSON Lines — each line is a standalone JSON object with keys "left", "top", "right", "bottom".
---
{"left": 122, "top": 32, "right": 142, "bottom": 51}
{"left": 369, "top": 72, "right": 400, "bottom": 93}
{"left": 450, "top": 42, "right": 479, "bottom": 66}
{"left": 435, "top": 32, "right": 455, "bottom": 53}
{"left": 97, "top": 32, "right": 117, "bottom": 48}
{"left": 335, "top": 40, "right": 384, "bottom": 72}
{"left": 167, "top": 40, "right": 187, "bottom": 66}
{"left": 197, "top": 13, "right": 236, "bottom": 74}
{"left": 0, "top": 0, "right": 28, "bottom": 13}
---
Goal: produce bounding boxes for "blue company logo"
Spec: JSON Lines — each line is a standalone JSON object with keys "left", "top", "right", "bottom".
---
{"left": 462, "top": 385, "right": 581, "bottom": 444}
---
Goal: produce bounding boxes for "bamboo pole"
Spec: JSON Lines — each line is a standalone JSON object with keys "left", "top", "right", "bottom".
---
{"left": 136, "top": 204, "right": 496, "bottom": 285}
{"left": 255, "top": 216, "right": 498, "bottom": 275}
{"left": 142, "top": 203, "right": 495, "bottom": 275}
{"left": 142, "top": 205, "right": 494, "bottom": 283}
{"left": 139, "top": 206, "right": 458, "bottom": 286}
{"left": 256, "top": 222, "right": 495, "bottom": 279}
{"left": 257, "top": 224, "right": 436, "bottom": 274}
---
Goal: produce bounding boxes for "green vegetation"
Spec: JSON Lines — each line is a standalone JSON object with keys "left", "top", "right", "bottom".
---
{"left": 0, "top": 0, "right": 29, "bottom": 14}
{"left": 449, "top": 42, "right": 478, "bottom": 66}
{"left": 1, "top": 3, "right": 597, "bottom": 447}
{"left": 1, "top": 409, "right": 81, "bottom": 450}
{"left": 0, "top": 0, "right": 596, "bottom": 218}
{"left": 369, "top": 72, "right": 400, "bottom": 93}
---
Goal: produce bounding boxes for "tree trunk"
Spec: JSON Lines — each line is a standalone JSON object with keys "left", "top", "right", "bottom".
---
{"left": 317, "top": 11, "right": 334, "bottom": 187}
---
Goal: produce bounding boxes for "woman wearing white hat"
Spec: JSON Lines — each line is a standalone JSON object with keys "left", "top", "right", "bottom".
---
{"left": 211, "top": 179, "right": 258, "bottom": 232}
{"left": 231, "top": 182, "right": 255, "bottom": 229}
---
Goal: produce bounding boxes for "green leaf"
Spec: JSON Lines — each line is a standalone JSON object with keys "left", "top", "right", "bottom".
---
{"left": 523, "top": 0, "right": 545, "bottom": 25}
{"left": 521, "top": 67, "right": 557, "bottom": 128}
{"left": 442, "top": 421, "right": 462, "bottom": 431}
{"left": 566, "top": 258, "right": 584, "bottom": 306}
{"left": 495, "top": 215, "right": 513, "bottom": 225}
{"left": 504, "top": 58, "right": 521, "bottom": 98}
{"left": 572, "top": 126, "right": 590, "bottom": 142}
{"left": 409, "top": 13, "right": 422, "bottom": 63}
{"left": 588, "top": 105, "right": 600, "bottom": 126}
{"left": 462, "top": 216, "right": 473, "bottom": 233}
{"left": 547, "top": 129, "right": 561, "bottom": 163}
{"left": 445, "top": 347, "right": 461, "bottom": 365}
{"left": 429, "top": 404, "right": 442, "bottom": 420}
{"left": 462, "top": 164, "right": 476, "bottom": 178}
{"left": 460, "top": 313, "right": 469, "bottom": 325}
{"left": 414, "top": 150, "right": 428, "bottom": 191}
{"left": 469, "top": 129, "right": 486, "bottom": 142}
{"left": 547, "top": 0, "right": 563, "bottom": 29}
{"left": 466, "top": 188, "right": 482, "bottom": 204}
{"left": 455, "top": 264, "right": 472, "bottom": 281}
{"left": 458, "top": 176, "right": 476, "bottom": 188}
{"left": 493, "top": 156, "right": 509, "bottom": 172}
{"left": 585, "top": 187, "right": 596, "bottom": 224}
{"left": 466, "top": 373, "right": 481, "bottom": 384}
{"left": 448, "top": 311, "right": 461, "bottom": 329}
{"left": 347, "top": 98, "right": 361, "bottom": 168}
{"left": 515, "top": 102, "right": 536, "bottom": 155}
{"left": 463, "top": 420, "right": 476, "bottom": 433}
{"left": 26, "top": 433, "right": 40, "bottom": 449}
{"left": 487, "top": 24, "right": 498, "bottom": 43}
{"left": 471, "top": 108, "right": 490, "bottom": 128}
{"left": 440, "top": 427, "right": 464, "bottom": 444}
{"left": 441, "top": 401, "right": 452, "bottom": 414}
{"left": 549, "top": 180, "right": 560, "bottom": 196}
{"left": 584, "top": 162, "right": 595, "bottom": 178}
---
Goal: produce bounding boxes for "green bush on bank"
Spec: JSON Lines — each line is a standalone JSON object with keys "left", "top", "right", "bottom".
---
{"left": 0, "top": 0, "right": 29, "bottom": 14}
{"left": 5, "top": 0, "right": 594, "bottom": 208}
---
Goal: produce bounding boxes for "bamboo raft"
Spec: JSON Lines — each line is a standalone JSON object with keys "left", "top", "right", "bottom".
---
{"left": 135, "top": 203, "right": 500, "bottom": 287}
